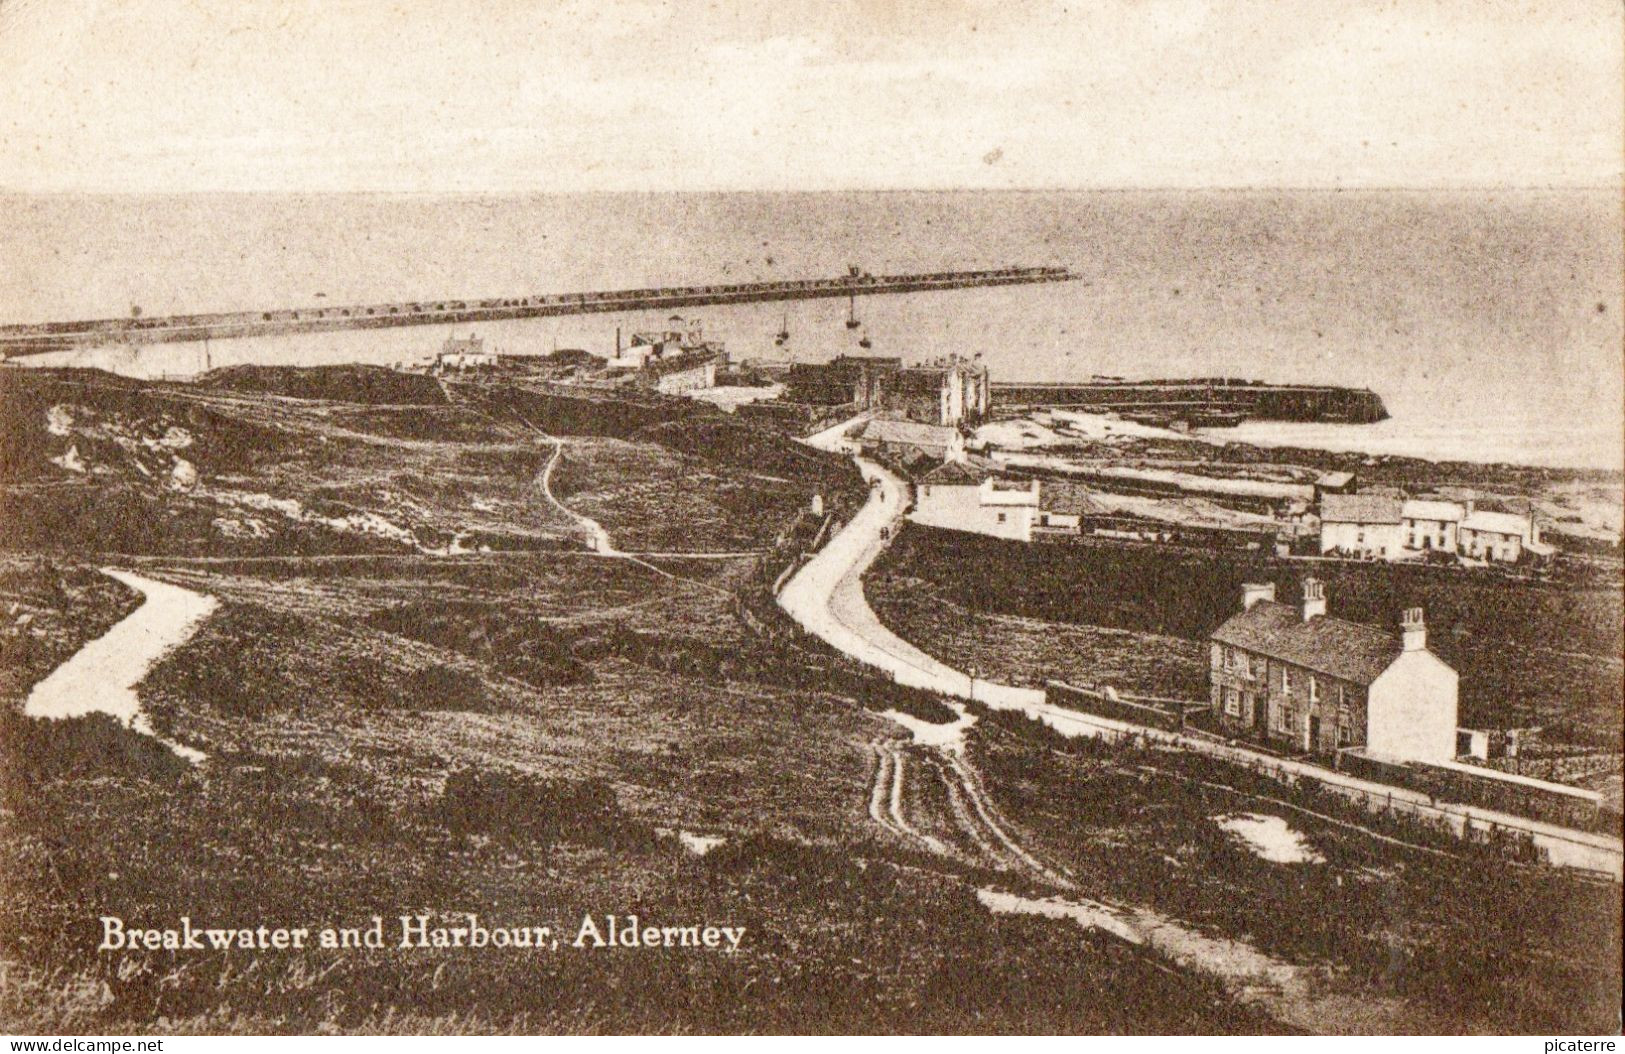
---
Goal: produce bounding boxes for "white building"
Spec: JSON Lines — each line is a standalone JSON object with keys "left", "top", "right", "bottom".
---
{"left": 1209, "top": 578, "right": 1459, "bottom": 763}
{"left": 1364, "top": 608, "right": 1461, "bottom": 763}
{"left": 1460, "top": 508, "right": 1549, "bottom": 563}
{"left": 911, "top": 460, "right": 1040, "bottom": 541}
{"left": 433, "top": 334, "right": 499, "bottom": 372}
{"left": 1318, "top": 494, "right": 1403, "bottom": 558}
{"left": 645, "top": 353, "right": 718, "bottom": 395}
{"left": 856, "top": 418, "right": 965, "bottom": 465}
{"left": 1401, "top": 498, "right": 1465, "bottom": 554}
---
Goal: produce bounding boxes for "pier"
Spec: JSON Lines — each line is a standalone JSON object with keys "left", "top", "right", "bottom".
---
{"left": 0, "top": 266, "right": 1074, "bottom": 358}
{"left": 991, "top": 379, "right": 1390, "bottom": 424}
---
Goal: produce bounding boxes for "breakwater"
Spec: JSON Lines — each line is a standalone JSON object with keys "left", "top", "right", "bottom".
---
{"left": 992, "top": 378, "right": 1390, "bottom": 424}
{"left": 0, "top": 266, "right": 1074, "bottom": 357}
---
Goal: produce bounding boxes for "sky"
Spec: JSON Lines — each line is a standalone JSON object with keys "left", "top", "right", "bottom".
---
{"left": 0, "top": 0, "right": 1620, "bottom": 192}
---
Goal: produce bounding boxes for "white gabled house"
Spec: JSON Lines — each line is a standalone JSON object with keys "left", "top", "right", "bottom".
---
{"left": 1459, "top": 507, "right": 1551, "bottom": 563}
{"left": 910, "top": 459, "right": 1041, "bottom": 542}
{"left": 1318, "top": 494, "right": 1403, "bottom": 558}
{"left": 1208, "top": 578, "right": 1459, "bottom": 763}
{"left": 1400, "top": 498, "right": 1465, "bottom": 554}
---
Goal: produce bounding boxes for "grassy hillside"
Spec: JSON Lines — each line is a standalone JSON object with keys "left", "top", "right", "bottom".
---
{"left": 871, "top": 526, "right": 1624, "bottom": 748}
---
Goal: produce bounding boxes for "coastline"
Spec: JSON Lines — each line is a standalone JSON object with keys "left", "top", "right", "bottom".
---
{"left": 1195, "top": 418, "right": 1625, "bottom": 475}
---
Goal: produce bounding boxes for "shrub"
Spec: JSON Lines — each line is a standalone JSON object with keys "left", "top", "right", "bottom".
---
{"left": 432, "top": 769, "right": 653, "bottom": 850}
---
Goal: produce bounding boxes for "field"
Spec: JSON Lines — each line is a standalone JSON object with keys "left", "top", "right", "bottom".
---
{"left": 550, "top": 437, "right": 813, "bottom": 553}
{"left": 3, "top": 365, "right": 1621, "bottom": 1034}
{"left": 869, "top": 573, "right": 1207, "bottom": 699}
{"left": 0, "top": 551, "right": 1276, "bottom": 1034}
{"left": 2, "top": 367, "right": 1272, "bottom": 1034}
{"left": 963, "top": 711, "right": 1623, "bottom": 1034}
{"left": 869, "top": 525, "right": 1625, "bottom": 749}
{"left": 0, "top": 367, "right": 567, "bottom": 556}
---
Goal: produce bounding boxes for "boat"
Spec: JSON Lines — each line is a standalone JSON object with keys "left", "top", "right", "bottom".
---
{"left": 775, "top": 310, "right": 790, "bottom": 346}
{"left": 845, "top": 294, "right": 860, "bottom": 330}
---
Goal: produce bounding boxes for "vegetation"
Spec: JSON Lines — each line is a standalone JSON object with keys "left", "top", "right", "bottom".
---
{"left": 967, "top": 709, "right": 1623, "bottom": 1033}
{"left": 873, "top": 525, "right": 1624, "bottom": 748}
{"left": 198, "top": 364, "right": 449, "bottom": 404}
{"left": 2, "top": 365, "right": 1617, "bottom": 1034}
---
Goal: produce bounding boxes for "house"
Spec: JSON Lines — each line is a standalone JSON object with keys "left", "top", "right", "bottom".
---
{"left": 782, "top": 352, "right": 989, "bottom": 425}
{"left": 1035, "top": 484, "right": 1105, "bottom": 531}
{"left": 1401, "top": 498, "right": 1465, "bottom": 554}
{"left": 1313, "top": 470, "right": 1356, "bottom": 502}
{"left": 855, "top": 418, "right": 964, "bottom": 465}
{"left": 433, "top": 334, "right": 499, "bottom": 372}
{"left": 1208, "top": 578, "right": 1458, "bottom": 762}
{"left": 911, "top": 459, "right": 1041, "bottom": 541}
{"left": 1459, "top": 507, "right": 1551, "bottom": 563}
{"left": 1318, "top": 493, "right": 1403, "bottom": 558}
{"left": 600, "top": 318, "right": 721, "bottom": 394}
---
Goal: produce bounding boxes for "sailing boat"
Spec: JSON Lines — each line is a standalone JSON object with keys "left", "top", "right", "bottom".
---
{"left": 857, "top": 326, "right": 872, "bottom": 350}
{"left": 845, "top": 294, "right": 860, "bottom": 330}
{"left": 774, "top": 310, "right": 790, "bottom": 346}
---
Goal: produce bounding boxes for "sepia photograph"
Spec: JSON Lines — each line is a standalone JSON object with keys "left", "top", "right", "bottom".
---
{"left": 0, "top": 0, "right": 1621, "bottom": 1039}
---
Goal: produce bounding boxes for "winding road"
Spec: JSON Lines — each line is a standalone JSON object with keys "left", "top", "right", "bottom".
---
{"left": 776, "top": 419, "right": 1625, "bottom": 882}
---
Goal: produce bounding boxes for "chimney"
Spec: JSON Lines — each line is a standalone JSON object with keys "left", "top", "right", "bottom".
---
{"left": 1301, "top": 577, "right": 1326, "bottom": 621}
{"left": 1240, "top": 582, "right": 1276, "bottom": 611}
{"left": 1401, "top": 607, "right": 1426, "bottom": 651}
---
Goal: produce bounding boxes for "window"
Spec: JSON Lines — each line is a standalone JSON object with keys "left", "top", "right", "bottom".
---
{"left": 1338, "top": 724, "right": 1352, "bottom": 745}
{"left": 1274, "top": 702, "right": 1291, "bottom": 733}
{"left": 1281, "top": 667, "right": 1292, "bottom": 696}
{"left": 1308, "top": 675, "right": 1319, "bottom": 703}
{"left": 996, "top": 512, "right": 1007, "bottom": 523}
{"left": 1224, "top": 687, "right": 1239, "bottom": 716}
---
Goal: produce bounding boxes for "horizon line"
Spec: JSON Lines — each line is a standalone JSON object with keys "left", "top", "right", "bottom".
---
{"left": 0, "top": 181, "right": 1619, "bottom": 197}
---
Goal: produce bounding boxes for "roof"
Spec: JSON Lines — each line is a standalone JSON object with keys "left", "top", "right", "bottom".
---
{"left": 1320, "top": 493, "right": 1402, "bottom": 524}
{"left": 1210, "top": 601, "right": 1402, "bottom": 685}
{"left": 893, "top": 368, "right": 951, "bottom": 393}
{"left": 1462, "top": 509, "right": 1532, "bottom": 537}
{"left": 1402, "top": 498, "right": 1465, "bottom": 522}
{"left": 859, "top": 418, "right": 957, "bottom": 447}
{"left": 1041, "top": 483, "right": 1108, "bottom": 517}
{"left": 644, "top": 350, "right": 716, "bottom": 377}
{"left": 1315, "top": 470, "right": 1355, "bottom": 488}
{"left": 919, "top": 458, "right": 996, "bottom": 485}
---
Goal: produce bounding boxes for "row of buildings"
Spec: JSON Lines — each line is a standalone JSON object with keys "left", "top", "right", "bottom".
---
{"left": 430, "top": 320, "right": 723, "bottom": 396}
{"left": 1319, "top": 493, "right": 1551, "bottom": 564}
{"left": 887, "top": 443, "right": 1504, "bottom": 770}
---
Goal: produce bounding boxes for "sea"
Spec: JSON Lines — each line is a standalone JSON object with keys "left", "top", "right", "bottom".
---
{"left": 2, "top": 189, "right": 1620, "bottom": 472}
